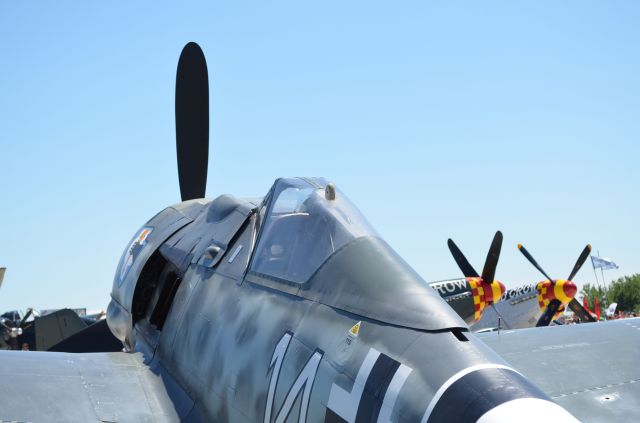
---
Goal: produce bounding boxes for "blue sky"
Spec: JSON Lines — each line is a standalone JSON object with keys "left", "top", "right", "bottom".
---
{"left": 1, "top": 2, "right": 638, "bottom": 312}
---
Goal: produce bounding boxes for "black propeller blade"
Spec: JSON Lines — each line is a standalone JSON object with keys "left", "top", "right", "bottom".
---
{"left": 567, "top": 298, "right": 596, "bottom": 322}
{"left": 447, "top": 238, "right": 479, "bottom": 277}
{"left": 536, "top": 299, "right": 562, "bottom": 327}
{"left": 18, "top": 308, "right": 33, "bottom": 329}
{"left": 176, "top": 42, "right": 209, "bottom": 201}
{"left": 565, "top": 244, "right": 596, "bottom": 322}
{"left": 481, "top": 231, "right": 503, "bottom": 286}
{"left": 568, "top": 244, "right": 592, "bottom": 281}
{"left": 517, "top": 244, "right": 553, "bottom": 282}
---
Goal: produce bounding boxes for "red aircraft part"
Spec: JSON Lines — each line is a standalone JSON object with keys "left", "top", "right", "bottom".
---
{"left": 467, "top": 277, "right": 506, "bottom": 321}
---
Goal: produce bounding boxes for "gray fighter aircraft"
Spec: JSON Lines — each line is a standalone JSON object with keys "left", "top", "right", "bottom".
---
{"left": 0, "top": 42, "right": 637, "bottom": 422}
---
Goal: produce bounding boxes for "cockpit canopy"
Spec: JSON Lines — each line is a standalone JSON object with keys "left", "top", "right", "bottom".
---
{"left": 251, "top": 178, "right": 377, "bottom": 284}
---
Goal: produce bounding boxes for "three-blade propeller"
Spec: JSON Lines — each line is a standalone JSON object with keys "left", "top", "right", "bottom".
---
{"left": 175, "top": 42, "right": 209, "bottom": 201}
{"left": 447, "top": 231, "right": 506, "bottom": 321}
{"left": 517, "top": 243, "right": 595, "bottom": 326}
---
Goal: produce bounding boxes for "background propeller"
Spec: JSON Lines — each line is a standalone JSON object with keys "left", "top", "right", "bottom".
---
{"left": 517, "top": 243, "right": 595, "bottom": 326}
{"left": 566, "top": 245, "right": 596, "bottom": 322}
{"left": 481, "top": 231, "right": 503, "bottom": 288}
{"left": 447, "top": 239, "right": 479, "bottom": 278}
{"left": 0, "top": 308, "right": 33, "bottom": 347}
{"left": 447, "top": 231, "right": 506, "bottom": 322}
{"left": 175, "top": 42, "right": 209, "bottom": 201}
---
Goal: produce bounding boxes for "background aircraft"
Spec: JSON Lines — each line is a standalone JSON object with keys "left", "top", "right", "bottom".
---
{"left": 0, "top": 42, "right": 636, "bottom": 423}
{"left": 0, "top": 307, "right": 107, "bottom": 351}
{"left": 430, "top": 239, "right": 597, "bottom": 331}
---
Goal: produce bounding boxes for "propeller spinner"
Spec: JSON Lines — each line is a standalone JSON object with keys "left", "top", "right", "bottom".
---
{"left": 447, "top": 231, "right": 506, "bottom": 322}
{"left": 175, "top": 42, "right": 209, "bottom": 201}
{"left": 517, "top": 243, "right": 595, "bottom": 326}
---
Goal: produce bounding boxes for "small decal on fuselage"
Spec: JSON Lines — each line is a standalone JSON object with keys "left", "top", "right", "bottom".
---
{"left": 118, "top": 226, "right": 153, "bottom": 285}
{"left": 349, "top": 321, "right": 361, "bottom": 338}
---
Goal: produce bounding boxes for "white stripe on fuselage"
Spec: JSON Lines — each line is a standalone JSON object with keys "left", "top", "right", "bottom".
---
{"left": 377, "top": 364, "right": 412, "bottom": 423}
{"left": 327, "top": 348, "right": 380, "bottom": 422}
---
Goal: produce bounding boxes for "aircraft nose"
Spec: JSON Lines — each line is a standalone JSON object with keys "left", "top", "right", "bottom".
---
{"left": 422, "top": 364, "right": 579, "bottom": 422}
{"left": 492, "top": 280, "right": 506, "bottom": 303}
{"left": 555, "top": 279, "right": 577, "bottom": 304}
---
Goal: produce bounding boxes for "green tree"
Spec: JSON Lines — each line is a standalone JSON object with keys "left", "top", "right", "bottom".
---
{"left": 606, "top": 274, "right": 640, "bottom": 313}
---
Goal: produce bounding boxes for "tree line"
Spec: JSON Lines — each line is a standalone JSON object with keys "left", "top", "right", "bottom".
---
{"left": 580, "top": 273, "right": 640, "bottom": 313}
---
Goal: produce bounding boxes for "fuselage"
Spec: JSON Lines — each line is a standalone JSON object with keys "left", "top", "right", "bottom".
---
{"left": 107, "top": 178, "right": 576, "bottom": 422}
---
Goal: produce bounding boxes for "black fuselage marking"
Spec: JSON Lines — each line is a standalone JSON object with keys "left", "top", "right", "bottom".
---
{"left": 427, "top": 367, "right": 548, "bottom": 423}
{"left": 324, "top": 352, "right": 401, "bottom": 423}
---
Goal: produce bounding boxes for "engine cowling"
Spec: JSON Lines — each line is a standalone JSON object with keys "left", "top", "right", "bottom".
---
{"left": 430, "top": 277, "right": 506, "bottom": 324}
{"left": 535, "top": 279, "right": 577, "bottom": 318}
{"left": 106, "top": 201, "right": 204, "bottom": 350}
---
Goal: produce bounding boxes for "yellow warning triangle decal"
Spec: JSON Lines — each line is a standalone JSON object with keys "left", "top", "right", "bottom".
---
{"left": 349, "top": 321, "right": 361, "bottom": 337}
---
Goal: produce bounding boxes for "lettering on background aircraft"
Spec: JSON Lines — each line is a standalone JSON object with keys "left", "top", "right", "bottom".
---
{"left": 502, "top": 284, "right": 535, "bottom": 301}
{"left": 326, "top": 347, "right": 413, "bottom": 423}
{"left": 432, "top": 279, "right": 467, "bottom": 296}
{"left": 265, "top": 332, "right": 324, "bottom": 423}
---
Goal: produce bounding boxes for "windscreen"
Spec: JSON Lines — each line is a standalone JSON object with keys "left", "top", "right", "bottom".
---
{"left": 251, "top": 178, "right": 377, "bottom": 283}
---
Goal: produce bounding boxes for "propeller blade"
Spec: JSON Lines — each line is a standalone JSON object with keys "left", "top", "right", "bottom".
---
{"left": 18, "top": 308, "right": 33, "bottom": 328}
{"left": 517, "top": 243, "right": 554, "bottom": 282}
{"left": 447, "top": 239, "right": 479, "bottom": 277}
{"left": 568, "top": 244, "right": 592, "bottom": 281}
{"left": 567, "top": 298, "right": 596, "bottom": 323}
{"left": 481, "top": 231, "right": 503, "bottom": 285}
{"left": 176, "top": 42, "right": 209, "bottom": 201}
{"left": 536, "top": 299, "right": 562, "bottom": 327}
{"left": 0, "top": 267, "right": 5, "bottom": 290}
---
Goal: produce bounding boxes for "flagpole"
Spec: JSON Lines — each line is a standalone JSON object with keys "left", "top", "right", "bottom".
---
{"left": 598, "top": 250, "right": 607, "bottom": 287}
{"left": 591, "top": 254, "right": 602, "bottom": 289}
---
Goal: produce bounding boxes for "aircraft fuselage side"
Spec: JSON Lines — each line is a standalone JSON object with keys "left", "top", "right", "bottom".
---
{"left": 107, "top": 178, "right": 578, "bottom": 422}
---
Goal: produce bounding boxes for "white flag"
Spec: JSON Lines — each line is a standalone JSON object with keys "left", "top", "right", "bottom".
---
{"left": 606, "top": 302, "right": 618, "bottom": 317}
{"left": 591, "top": 256, "right": 619, "bottom": 270}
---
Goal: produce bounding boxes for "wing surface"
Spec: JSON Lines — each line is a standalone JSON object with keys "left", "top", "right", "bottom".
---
{"left": 0, "top": 350, "right": 193, "bottom": 422}
{"left": 477, "top": 318, "right": 640, "bottom": 422}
